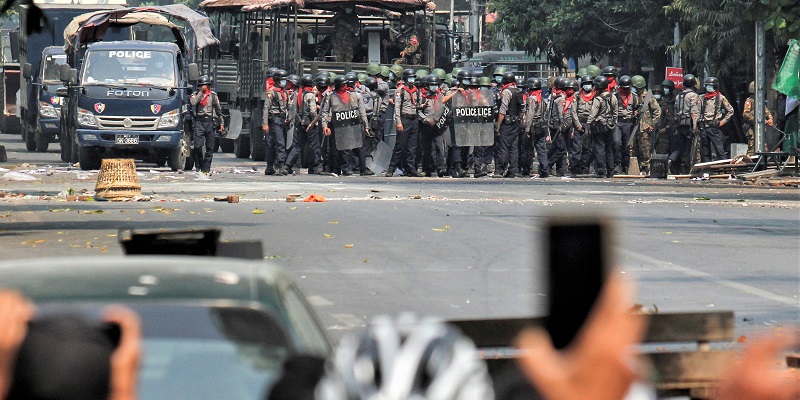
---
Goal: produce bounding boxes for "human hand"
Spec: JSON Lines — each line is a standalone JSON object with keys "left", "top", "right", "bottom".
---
{"left": 104, "top": 306, "right": 141, "bottom": 400}
{"left": 516, "top": 274, "right": 646, "bottom": 400}
{"left": 323, "top": 127, "right": 332, "bottom": 136}
{"left": 0, "top": 291, "right": 35, "bottom": 399}
{"left": 263, "top": 124, "right": 269, "bottom": 132}
{"left": 396, "top": 123, "right": 403, "bottom": 131}
{"left": 546, "top": 135, "right": 552, "bottom": 142}
{"left": 307, "top": 124, "right": 314, "bottom": 131}
{"left": 712, "top": 332, "right": 800, "bottom": 400}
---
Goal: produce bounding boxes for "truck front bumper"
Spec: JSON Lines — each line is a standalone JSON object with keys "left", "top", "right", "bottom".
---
{"left": 76, "top": 129, "right": 181, "bottom": 149}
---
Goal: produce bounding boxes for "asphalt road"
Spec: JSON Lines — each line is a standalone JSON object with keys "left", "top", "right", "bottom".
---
{"left": 1, "top": 133, "right": 799, "bottom": 340}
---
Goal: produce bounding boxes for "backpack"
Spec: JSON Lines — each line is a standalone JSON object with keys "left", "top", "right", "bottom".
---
{"left": 675, "top": 91, "right": 693, "bottom": 127}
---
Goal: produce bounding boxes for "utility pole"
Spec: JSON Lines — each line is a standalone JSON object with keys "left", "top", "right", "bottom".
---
{"left": 673, "top": 23, "right": 681, "bottom": 68}
{"left": 755, "top": 21, "right": 766, "bottom": 152}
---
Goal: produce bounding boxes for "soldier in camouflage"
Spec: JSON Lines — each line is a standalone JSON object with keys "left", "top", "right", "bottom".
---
{"left": 631, "top": 75, "right": 661, "bottom": 174}
{"left": 742, "top": 81, "right": 774, "bottom": 155}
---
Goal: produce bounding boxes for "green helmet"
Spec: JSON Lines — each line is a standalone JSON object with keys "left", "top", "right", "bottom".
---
{"left": 431, "top": 68, "right": 446, "bottom": 80}
{"left": 415, "top": 69, "right": 429, "bottom": 79}
{"left": 478, "top": 76, "right": 492, "bottom": 86}
{"left": 586, "top": 65, "right": 601, "bottom": 78}
{"left": 492, "top": 66, "right": 507, "bottom": 76}
{"left": 328, "top": 71, "right": 337, "bottom": 80}
{"left": 444, "top": 73, "right": 453, "bottom": 83}
{"left": 357, "top": 73, "right": 367, "bottom": 83}
{"left": 451, "top": 67, "right": 462, "bottom": 76}
{"left": 577, "top": 68, "right": 587, "bottom": 77}
{"left": 631, "top": 75, "right": 646, "bottom": 89}
{"left": 379, "top": 65, "right": 390, "bottom": 78}
{"left": 389, "top": 64, "right": 404, "bottom": 80}
{"left": 365, "top": 63, "right": 381, "bottom": 76}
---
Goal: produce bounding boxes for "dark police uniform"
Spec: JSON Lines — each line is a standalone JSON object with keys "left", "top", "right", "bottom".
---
{"left": 190, "top": 84, "right": 222, "bottom": 173}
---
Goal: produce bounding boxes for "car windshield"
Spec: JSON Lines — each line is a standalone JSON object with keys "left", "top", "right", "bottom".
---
{"left": 42, "top": 53, "right": 67, "bottom": 83}
{"left": 39, "top": 303, "right": 292, "bottom": 400}
{"left": 81, "top": 50, "right": 176, "bottom": 87}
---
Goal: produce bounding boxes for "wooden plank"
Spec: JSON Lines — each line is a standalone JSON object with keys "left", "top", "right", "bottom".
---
{"left": 448, "top": 317, "right": 543, "bottom": 348}
{"left": 738, "top": 169, "right": 780, "bottom": 179}
{"left": 643, "top": 351, "right": 734, "bottom": 383}
{"left": 644, "top": 312, "right": 735, "bottom": 342}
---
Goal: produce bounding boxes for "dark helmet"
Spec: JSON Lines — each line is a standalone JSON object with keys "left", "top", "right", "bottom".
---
{"left": 617, "top": 75, "right": 632, "bottom": 88}
{"left": 661, "top": 79, "right": 675, "bottom": 90}
{"left": 266, "top": 67, "right": 278, "bottom": 78}
{"left": 300, "top": 74, "right": 314, "bottom": 87}
{"left": 683, "top": 74, "right": 697, "bottom": 88}
{"left": 468, "top": 76, "right": 479, "bottom": 87}
{"left": 564, "top": 79, "right": 579, "bottom": 91}
{"left": 593, "top": 76, "right": 609, "bottom": 90}
{"left": 402, "top": 68, "right": 415, "bottom": 80}
{"left": 602, "top": 66, "right": 617, "bottom": 78}
{"left": 449, "top": 77, "right": 459, "bottom": 87}
{"left": 651, "top": 86, "right": 664, "bottom": 94}
{"left": 286, "top": 74, "right": 300, "bottom": 87}
{"left": 424, "top": 74, "right": 441, "bottom": 86}
{"left": 197, "top": 75, "right": 212, "bottom": 86}
{"left": 579, "top": 75, "right": 593, "bottom": 86}
{"left": 344, "top": 71, "right": 358, "bottom": 82}
{"left": 554, "top": 77, "right": 567, "bottom": 90}
{"left": 526, "top": 77, "right": 542, "bottom": 90}
{"left": 333, "top": 75, "right": 347, "bottom": 88}
{"left": 273, "top": 69, "right": 288, "bottom": 80}
{"left": 516, "top": 77, "right": 526, "bottom": 89}
{"left": 314, "top": 74, "right": 331, "bottom": 87}
{"left": 364, "top": 77, "right": 378, "bottom": 91}
{"left": 704, "top": 76, "right": 719, "bottom": 89}
{"left": 456, "top": 70, "right": 472, "bottom": 80}
{"left": 501, "top": 71, "right": 515, "bottom": 84}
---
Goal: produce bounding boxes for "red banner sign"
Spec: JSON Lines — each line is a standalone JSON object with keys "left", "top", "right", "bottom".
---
{"left": 666, "top": 67, "right": 684, "bottom": 90}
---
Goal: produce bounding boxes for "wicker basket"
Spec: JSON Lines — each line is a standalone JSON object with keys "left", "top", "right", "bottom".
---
{"left": 95, "top": 159, "right": 141, "bottom": 200}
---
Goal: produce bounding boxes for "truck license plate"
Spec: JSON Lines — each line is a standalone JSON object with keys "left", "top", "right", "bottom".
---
{"left": 116, "top": 135, "right": 139, "bottom": 145}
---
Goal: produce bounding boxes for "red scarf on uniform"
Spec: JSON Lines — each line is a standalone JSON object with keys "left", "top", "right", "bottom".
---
{"left": 199, "top": 89, "right": 209, "bottom": 107}
{"left": 272, "top": 86, "right": 287, "bottom": 102}
{"left": 580, "top": 89, "right": 594, "bottom": 102}
{"left": 424, "top": 88, "right": 440, "bottom": 98}
{"left": 563, "top": 91, "right": 574, "bottom": 113}
{"left": 335, "top": 87, "right": 350, "bottom": 104}
{"left": 298, "top": 86, "right": 312, "bottom": 106}
{"left": 607, "top": 77, "right": 616, "bottom": 93}
{"left": 502, "top": 83, "right": 515, "bottom": 91}
{"left": 530, "top": 90, "right": 542, "bottom": 102}
{"left": 402, "top": 84, "right": 417, "bottom": 105}
{"left": 619, "top": 88, "right": 632, "bottom": 108}
{"left": 704, "top": 91, "right": 719, "bottom": 100}
{"left": 265, "top": 77, "right": 274, "bottom": 92}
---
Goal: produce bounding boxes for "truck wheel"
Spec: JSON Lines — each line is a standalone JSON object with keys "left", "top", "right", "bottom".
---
{"left": 220, "top": 138, "right": 234, "bottom": 153}
{"left": 250, "top": 132, "right": 266, "bottom": 161}
{"left": 34, "top": 125, "right": 49, "bottom": 152}
{"left": 234, "top": 135, "right": 250, "bottom": 158}
{"left": 168, "top": 133, "right": 192, "bottom": 171}
{"left": 79, "top": 146, "right": 102, "bottom": 170}
{"left": 25, "top": 125, "right": 36, "bottom": 151}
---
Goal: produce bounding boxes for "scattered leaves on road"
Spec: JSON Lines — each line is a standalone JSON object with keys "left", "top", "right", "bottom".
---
{"left": 432, "top": 225, "right": 450, "bottom": 232}
{"left": 344, "top": 244, "right": 353, "bottom": 248}
{"left": 21, "top": 240, "right": 45, "bottom": 245}
{"left": 694, "top": 197, "right": 711, "bottom": 201}
{"left": 252, "top": 209, "right": 265, "bottom": 214}
{"left": 323, "top": 234, "right": 333, "bottom": 238}
{"left": 663, "top": 232, "right": 672, "bottom": 235}
{"left": 328, "top": 220, "right": 338, "bottom": 224}
{"left": 49, "top": 208, "right": 72, "bottom": 212}
{"left": 83, "top": 210, "right": 104, "bottom": 214}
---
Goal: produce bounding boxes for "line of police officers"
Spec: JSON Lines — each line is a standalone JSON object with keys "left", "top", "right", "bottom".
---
{"left": 257, "top": 63, "right": 735, "bottom": 178}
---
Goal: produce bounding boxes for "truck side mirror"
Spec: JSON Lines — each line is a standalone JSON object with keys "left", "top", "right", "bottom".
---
{"left": 56, "top": 87, "right": 69, "bottom": 97}
{"left": 68, "top": 68, "right": 78, "bottom": 86}
{"left": 59, "top": 64, "right": 71, "bottom": 83}
{"left": 22, "top": 63, "right": 32, "bottom": 79}
{"left": 187, "top": 63, "right": 199, "bottom": 83}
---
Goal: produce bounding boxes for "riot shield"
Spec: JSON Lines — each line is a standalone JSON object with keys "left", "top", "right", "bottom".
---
{"left": 330, "top": 93, "right": 363, "bottom": 150}
{"left": 452, "top": 88, "right": 495, "bottom": 147}
{"left": 383, "top": 89, "right": 397, "bottom": 149}
{"left": 365, "top": 139, "right": 392, "bottom": 174}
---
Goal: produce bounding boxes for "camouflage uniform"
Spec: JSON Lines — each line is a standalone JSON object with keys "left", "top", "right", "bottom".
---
{"left": 331, "top": 10, "right": 359, "bottom": 62}
{"left": 742, "top": 96, "right": 774, "bottom": 155}
{"left": 398, "top": 34, "right": 422, "bottom": 65}
{"left": 632, "top": 90, "right": 661, "bottom": 173}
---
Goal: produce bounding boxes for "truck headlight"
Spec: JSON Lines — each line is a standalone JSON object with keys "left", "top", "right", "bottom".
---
{"left": 157, "top": 109, "right": 179, "bottom": 128}
{"left": 78, "top": 108, "right": 97, "bottom": 127}
{"left": 39, "top": 102, "right": 57, "bottom": 118}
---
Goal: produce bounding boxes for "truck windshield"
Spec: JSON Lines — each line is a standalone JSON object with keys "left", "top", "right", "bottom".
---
{"left": 82, "top": 50, "right": 177, "bottom": 88}
{"left": 42, "top": 53, "right": 68, "bottom": 84}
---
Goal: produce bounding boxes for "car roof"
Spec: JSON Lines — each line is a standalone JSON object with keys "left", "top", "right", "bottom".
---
{"left": 0, "top": 255, "right": 289, "bottom": 305}
{"left": 86, "top": 41, "right": 180, "bottom": 53}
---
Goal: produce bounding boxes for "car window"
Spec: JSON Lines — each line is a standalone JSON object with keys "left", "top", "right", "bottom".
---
{"left": 282, "top": 285, "right": 330, "bottom": 354}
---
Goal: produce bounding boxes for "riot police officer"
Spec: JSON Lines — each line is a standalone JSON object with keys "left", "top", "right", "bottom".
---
{"left": 523, "top": 77, "right": 548, "bottom": 177}
{"left": 189, "top": 75, "right": 223, "bottom": 174}
{"left": 285, "top": 74, "right": 320, "bottom": 174}
{"left": 614, "top": 75, "right": 638, "bottom": 174}
{"left": 586, "top": 76, "right": 618, "bottom": 178}
{"left": 669, "top": 74, "right": 701, "bottom": 174}
{"left": 495, "top": 72, "right": 524, "bottom": 177}
{"left": 573, "top": 74, "right": 595, "bottom": 175}
{"left": 386, "top": 68, "right": 421, "bottom": 177}
{"left": 699, "top": 77, "right": 734, "bottom": 162}
{"left": 262, "top": 69, "right": 290, "bottom": 175}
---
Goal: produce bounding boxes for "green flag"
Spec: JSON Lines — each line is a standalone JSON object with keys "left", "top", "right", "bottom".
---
{"left": 773, "top": 39, "right": 800, "bottom": 99}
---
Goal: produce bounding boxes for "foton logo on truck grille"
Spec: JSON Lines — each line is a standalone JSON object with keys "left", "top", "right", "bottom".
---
{"left": 107, "top": 90, "right": 151, "bottom": 98}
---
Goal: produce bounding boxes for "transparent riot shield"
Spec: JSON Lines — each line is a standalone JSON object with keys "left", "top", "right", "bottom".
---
{"left": 285, "top": 97, "right": 298, "bottom": 150}
{"left": 330, "top": 94, "right": 363, "bottom": 150}
{"left": 383, "top": 89, "right": 397, "bottom": 149}
{"left": 451, "top": 88, "right": 496, "bottom": 147}
{"left": 365, "top": 139, "right": 392, "bottom": 174}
